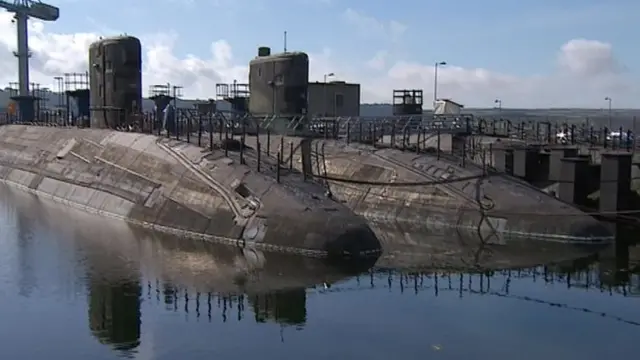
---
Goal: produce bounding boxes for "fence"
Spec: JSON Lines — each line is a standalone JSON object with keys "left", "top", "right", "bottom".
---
{"left": 1, "top": 110, "right": 639, "bottom": 189}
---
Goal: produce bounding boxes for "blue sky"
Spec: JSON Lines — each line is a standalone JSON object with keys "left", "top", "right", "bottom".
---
{"left": 0, "top": 0, "right": 638, "bottom": 107}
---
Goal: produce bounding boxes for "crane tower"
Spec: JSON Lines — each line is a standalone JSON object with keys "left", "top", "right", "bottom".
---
{"left": 0, "top": 0, "right": 59, "bottom": 121}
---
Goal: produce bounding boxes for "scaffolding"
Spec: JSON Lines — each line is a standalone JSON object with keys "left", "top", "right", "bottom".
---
{"left": 393, "top": 89, "right": 423, "bottom": 116}
{"left": 216, "top": 81, "right": 249, "bottom": 113}
{"left": 149, "top": 84, "right": 182, "bottom": 98}
{"left": 30, "top": 83, "right": 48, "bottom": 113}
{"left": 53, "top": 76, "right": 64, "bottom": 109}
{"left": 149, "top": 84, "right": 182, "bottom": 134}
{"left": 64, "top": 72, "right": 89, "bottom": 92}
{"left": 63, "top": 72, "right": 90, "bottom": 125}
{"left": 4, "top": 81, "right": 46, "bottom": 121}
{"left": 7, "top": 82, "right": 19, "bottom": 98}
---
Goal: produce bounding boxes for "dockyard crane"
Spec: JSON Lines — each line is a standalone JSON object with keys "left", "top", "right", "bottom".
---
{"left": 0, "top": 1, "right": 59, "bottom": 99}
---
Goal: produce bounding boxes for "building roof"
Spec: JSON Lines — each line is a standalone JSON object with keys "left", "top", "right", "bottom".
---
{"left": 309, "top": 81, "right": 360, "bottom": 86}
{"left": 436, "top": 98, "right": 464, "bottom": 108}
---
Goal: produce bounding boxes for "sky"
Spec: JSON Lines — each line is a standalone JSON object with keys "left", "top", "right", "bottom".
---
{"left": 0, "top": 0, "right": 637, "bottom": 108}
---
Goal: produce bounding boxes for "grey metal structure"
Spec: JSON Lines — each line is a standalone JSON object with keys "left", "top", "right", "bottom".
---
{"left": 88, "top": 35, "right": 143, "bottom": 128}
{"left": 0, "top": 0, "right": 59, "bottom": 122}
{"left": 307, "top": 81, "right": 360, "bottom": 117}
{"left": 248, "top": 48, "right": 309, "bottom": 116}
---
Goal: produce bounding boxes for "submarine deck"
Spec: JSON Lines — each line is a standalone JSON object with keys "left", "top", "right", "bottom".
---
{"left": 0, "top": 125, "right": 379, "bottom": 258}
{"left": 239, "top": 133, "right": 613, "bottom": 250}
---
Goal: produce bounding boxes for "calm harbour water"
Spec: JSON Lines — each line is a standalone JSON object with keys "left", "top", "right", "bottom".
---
{"left": 1, "top": 186, "right": 639, "bottom": 360}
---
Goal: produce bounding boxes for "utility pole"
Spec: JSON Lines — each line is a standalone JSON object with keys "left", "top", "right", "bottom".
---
{"left": 433, "top": 61, "right": 446, "bottom": 108}
{"left": 604, "top": 96, "right": 612, "bottom": 129}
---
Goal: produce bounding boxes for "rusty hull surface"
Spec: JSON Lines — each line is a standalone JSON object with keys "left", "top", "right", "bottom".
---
{"left": 0, "top": 125, "right": 380, "bottom": 259}
{"left": 243, "top": 134, "right": 613, "bottom": 259}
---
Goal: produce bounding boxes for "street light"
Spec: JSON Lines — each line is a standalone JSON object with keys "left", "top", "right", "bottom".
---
{"left": 323, "top": 72, "right": 335, "bottom": 116}
{"left": 494, "top": 99, "right": 502, "bottom": 111}
{"left": 604, "top": 96, "right": 612, "bottom": 129}
{"left": 434, "top": 61, "right": 446, "bottom": 107}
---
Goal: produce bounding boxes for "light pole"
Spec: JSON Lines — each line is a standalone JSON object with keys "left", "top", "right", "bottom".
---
{"left": 604, "top": 96, "right": 612, "bottom": 129}
{"left": 434, "top": 61, "right": 446, "bottom": 107}
{"left": 494, "top": 99, "right": 502, "bottom": 111}
{"left": 323, "top": 72, "right": 335, "bottom": 116}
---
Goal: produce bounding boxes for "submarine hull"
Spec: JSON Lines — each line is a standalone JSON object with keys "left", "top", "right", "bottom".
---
{"left": 0, "top": 125, "right": 380, "bottom": 259}
{"left": 243, "top": 135, "right": 613, "bottom": 247}
{"left": 0, "top": 186, "right": 374, "bottom": 294}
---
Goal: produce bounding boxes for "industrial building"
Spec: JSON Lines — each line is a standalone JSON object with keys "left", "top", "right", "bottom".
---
{"left": 307, "top": 81, "right": 360, "bottom": 117}
{"left": 434, "top": 99, "right": 464, "bottom": 115}
{"left": 248, "top": 47, "right": 309, "bottom": 116}
{"left": 88, "top": 35, "right": 143, "bottom": 128}
{"left": 392, "top": 89, "right": 423, "bottom": 116}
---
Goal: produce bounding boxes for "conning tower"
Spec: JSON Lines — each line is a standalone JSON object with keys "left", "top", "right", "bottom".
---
{"left": 88, "top": 35, "right": 143, "bottom": 128}
{"left": 248, "top": 47, "right": 309, "bottom": 116}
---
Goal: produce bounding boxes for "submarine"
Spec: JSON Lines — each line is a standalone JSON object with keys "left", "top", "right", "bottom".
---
{"left": 233, "top": 46, "right": 612, "bottom": 248}
{"left": 0, "top": 185, "right": 377, "bottom": 294}
{"left": 0, "top": 35, "right": 381, "bottom": 260}
{"left": 243, "top": 133, "right": 613, "bottom": 248}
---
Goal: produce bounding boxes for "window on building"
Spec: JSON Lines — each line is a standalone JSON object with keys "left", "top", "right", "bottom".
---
{"left": 335, "top": 93, "right": 344, "bottom": 108}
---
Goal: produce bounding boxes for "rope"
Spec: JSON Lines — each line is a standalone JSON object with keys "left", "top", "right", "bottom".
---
{"left": 308, "top": 172, "right": 498, "bottom": 187}
{"left": 303, "top": 171, "right": 640, "bottom": 219}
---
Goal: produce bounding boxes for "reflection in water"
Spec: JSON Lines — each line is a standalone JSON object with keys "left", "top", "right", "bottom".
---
{"left": 317, "top": 258, "right": 640, "bottom": 327}
{"left": 1, "top": 186, "right": 640, "bottom": 359}
{"left": 16, "top": 212, "right": 36, "bottom": 298}
{"left": 251, "top": 289, "right": 307, "bottom": 325}
{"left": 132, "top": 251, "right": 639, "bottom": 330}
{"left": 88, "top": 280, "right": 142, "bottom": 354}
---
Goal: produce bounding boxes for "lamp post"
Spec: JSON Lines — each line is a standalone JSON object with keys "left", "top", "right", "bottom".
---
{"left": 604, "top": 96, "right": 612, "bottom": 129}
{"left": 323, "top": 72, "right": 335, "bottom": 116}
{"left": 433, "top": 61, "right": 446, "bottom": 108}
{"left": 494, "top": 99, "right": 502, "bottom": 111}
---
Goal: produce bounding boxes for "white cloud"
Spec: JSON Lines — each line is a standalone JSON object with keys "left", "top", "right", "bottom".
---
{"left": 342, "top": 8, "right": 407, "bottom": 43}
{"left": 366, "top": 51, "right": 387, "bottom": 71}
{"left": 0, "top": 13, "right": 636, "bottom": 108}
{"left": 557, "top": 39, "right": 623, "bottom": 76}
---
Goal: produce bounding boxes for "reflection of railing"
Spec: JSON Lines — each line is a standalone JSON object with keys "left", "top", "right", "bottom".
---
{"left": 311, "top": 268, "right": 640, "bottom": 326}
{"left": 329, "top": 266, "right": 640, "bottom": 296}
{"left": 143, "top": 280, "right": 308, "bottom": 326}
{"left": 141, "top": 265, "right": 640, "bottom": 329}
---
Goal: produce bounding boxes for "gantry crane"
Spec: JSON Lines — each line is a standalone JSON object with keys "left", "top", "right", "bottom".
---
{"left": 0, "top": 0, "right": 59, "bottom": 120}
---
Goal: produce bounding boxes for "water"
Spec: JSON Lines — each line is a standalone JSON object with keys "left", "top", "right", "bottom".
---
{"left": 1, "top": 186, "right": 639, "bottom": 360}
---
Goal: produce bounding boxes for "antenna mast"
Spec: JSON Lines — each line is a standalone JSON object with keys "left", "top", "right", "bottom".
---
{"left": 283, "top": 31, "right": 287, "bottom": 53}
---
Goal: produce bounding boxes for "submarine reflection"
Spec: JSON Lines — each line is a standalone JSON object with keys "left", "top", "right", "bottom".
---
{"left": 370, "top": 219, "right": 612, "bottom": 272}
{"left": 88, "top": 278, "right": 142, "bottom": 355}
{"left": 0, "top": 187, "right": 377, "bottom": 353}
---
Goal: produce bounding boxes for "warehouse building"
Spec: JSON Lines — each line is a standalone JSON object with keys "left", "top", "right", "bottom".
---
{"left": 307, "top": 81, "right": 360, "bottom": 117}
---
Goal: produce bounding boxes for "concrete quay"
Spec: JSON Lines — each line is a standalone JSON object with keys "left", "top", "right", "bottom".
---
{"left": 0, "top": 125, "right": 381, "bottom": 259}
{"left": 487, "top": 142, "right": 640, "bottom": 213}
